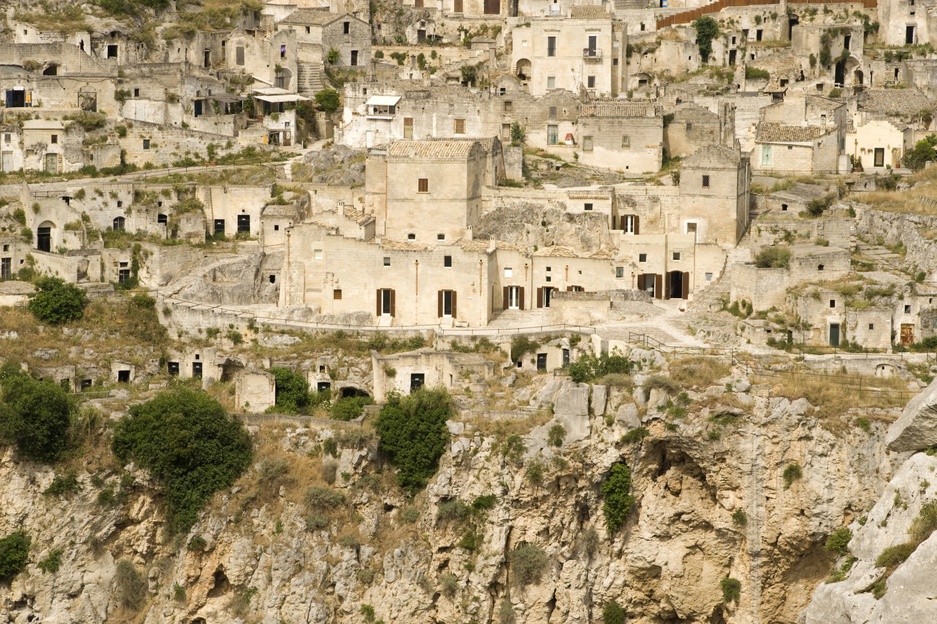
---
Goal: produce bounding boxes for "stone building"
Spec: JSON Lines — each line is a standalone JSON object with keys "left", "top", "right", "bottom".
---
{"left": 575, "top": 101, "right": 663, "bottom": 174}
{"left": 664, "top": 101, "right": 735, "bottom": 158}
{"left": 753, "top": 95, "right": 846, "bottom": 175}
{"left": 511, "top": 7, "right": 626, "bottom": 97}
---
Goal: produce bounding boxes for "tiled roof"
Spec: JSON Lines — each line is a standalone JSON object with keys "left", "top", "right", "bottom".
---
{"left": 280, "top": 8, "right": 333, "bottom": 25}
{"left": 535, "top": 246, "right": 578, "bottom": 258}
{"left": 580, "top": 101, "right": 658, "bottom": 118}
{"left": 756, "top": 122, "right": 827, "bottom": 144}
{"left": 387, "top": 139, "right": 480, "bottom": 159}
{"left": 381, "top": 239, "right": 427, "bottom": 251}
{"left": 570, "top": 5, "right": 609, "bottom": 19}
{"left": 858, "top": 89, "right": 933, "bottom": 117}
{"left": 343, "top": 206, "right": 372, "bottom": 225}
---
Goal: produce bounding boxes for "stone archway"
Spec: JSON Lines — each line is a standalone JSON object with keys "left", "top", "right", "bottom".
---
{"left": 515, "top": 59, "right": 531, "bottom": 80}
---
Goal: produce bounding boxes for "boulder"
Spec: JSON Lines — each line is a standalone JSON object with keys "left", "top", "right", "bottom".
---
{"left": 886, "top": 378, "right": 937, "bottom": 452}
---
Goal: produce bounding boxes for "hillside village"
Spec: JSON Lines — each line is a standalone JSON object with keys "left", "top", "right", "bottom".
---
{"left": 4, "top": 0, "right": 937, "bottom": 623}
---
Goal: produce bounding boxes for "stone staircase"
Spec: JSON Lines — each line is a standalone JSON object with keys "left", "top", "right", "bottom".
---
{"left": 297, "top": 63, "right": 325, "bottom": 97}
{"left": 854, "top": 242, "right": 902, "bottom": 272}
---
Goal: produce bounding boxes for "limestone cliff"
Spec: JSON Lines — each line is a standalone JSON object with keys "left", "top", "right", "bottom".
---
{"left": 0, "top": 369, "right": 901, "bottom": 624}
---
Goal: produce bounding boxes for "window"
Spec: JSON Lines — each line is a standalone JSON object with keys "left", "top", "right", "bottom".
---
{"left": 280, "top": 44, "right": 286, "bottom": 58}
{"left": 687, "top": 222, "right": 697, "bottom": 234}
{"left": 583, "top": 136, "right": 593, "bottom": 151}
{"left": 117, "top": 201, "right": 123, "bottom": 208}
{"left": 702, "top": 175, "right": 710, "bottom": 187}
{"left": 818, "top": 264, "right": 825, "bottom": 271}
{"left": 587, "top": 76, "right": 595, "bottom": 89}
{"left": 584, "top": 203, "right": 593, "bottom": 211}
{"left": 438, "top": 290, "right": 457, "bottom": 317}
{"left": 237, "top": 214, "right": 250, "bottom": 233}
{"left": 454, "top": 0, "right": 463, "bottom": 11}
{"left": 673, "top": 252, "right": 681, "bottom": 261}
{"left": 51, "top": 134, "right": 58, "bottom": 144}
{"left": 444, "top": 255, "right": 452, "bottom": 267}
{"left": 549, "top": 106, "right": 557, "bottom": 119}
{"left": 343, "top": 21, "right": 350, "bottom": 34}
{"left": 334, "top": 289, "right": 342, "bottom": 300}
{"left": 269, "top": 274, "right": 276, "bottom": 283}
{"left": 504, "top": 101, "right": 513, "bottom": 112}
{"left": 236, "top": 46, "right": 245, "bottom": 65}
{"left": 314, "top": 249, "right": 323, "bottom": 260}
{"left": 418, "top": 178, "right": 428, "bottom": 193}
{"left": 383, "top": 257, "right": 391, "bottom": 266}
{"left": 143, "top": 139, "right": 150, "bottom": 150}
{"left": 377, "top": 289, "right": 395, "bottom": 316}
{"left": 107, "top": 44, "right": 118, "bottom": 58}
{"left": 830, "top": 299, "right": 836, "bottom": 308}
{"left": 118, "top": 268, "right": 130, "bottom": 283}
{"left": 504, "top": 267, "right": 513, "bottom": 278}
{"left": 454, "top": 118, "right": 466, "bottom": 134}
{"left": 705, "top": 272, "right": 713, "bottom": 281}
{"left": 437, "top": 233, "right": 445, "bottom": 241}
{"left": 869, "top": 323, "right": 874, "bottom": 330}
{"left": 547, "top": 36, "right": 556, "bottom": 56}
{"left": 622, "top": 214, "right": 639, "bottom": 234}
{"left": 547, "top": 76, "right": 556, "bottom": 89}
{"left": 113, "top": 216, "right": 125, "bottom": 231}
{"left": 874, "top": 148, "right": 885, "bottom": 167}
{"left": 545, "top": 276, "right": 552, "bottom": 282}
{"left": 621, "top": 135, "right": 630, "bottom": 147}
{"left": 3, "top": 134, "right": 9, "bottom": 143}
{"left": 546, "top": 266, "right": 551, "bottom": 272}
{"left": 547, "top": 125, "right": 558, "bottom": 145}
{"left": 905, "top": 304, "right": 912, "bottom": 313}
{"left": 615, "top": 266, "right": 624, "bottom": 278}
{"left": 639, "top": 253, "right": 647, "bottom": 262}
{"left": 273, "top": 224, "right": 279, "bottom": 231}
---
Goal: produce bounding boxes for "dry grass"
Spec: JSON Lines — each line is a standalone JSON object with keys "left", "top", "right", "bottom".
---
{"left": 756, "top": 369, "right": 911, "bottom": 425}
{"left": 854, "top": 167, "right": 937, "bottom": 214}
{"left": 458, "top": 409, "right": 552, "bottom": 439}
{"left": 668, "top": 356, "right": 731, "bottom": 390}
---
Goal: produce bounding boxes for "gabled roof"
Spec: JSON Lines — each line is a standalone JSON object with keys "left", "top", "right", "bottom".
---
{"left": 858, "top": 89, "right": 933, "bottom": 117}
{"left": 756, "top": 122, "right": 827, "bottom": 144}
{"left": 569, "top": 5, "right": 610, "bottom": 19}
{"left": 387, "top": 139, "right": 480, "bottom": 159}
{"left": 580, "top": 101, "right": 658, "bottom": 118}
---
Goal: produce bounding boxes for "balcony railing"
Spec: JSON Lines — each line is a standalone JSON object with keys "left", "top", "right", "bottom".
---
{"left": 583, "top": 48, "right": 602, "bottom": 60}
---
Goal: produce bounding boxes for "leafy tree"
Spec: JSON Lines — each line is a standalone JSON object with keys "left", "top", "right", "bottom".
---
{"left": 331, "top": 395, "right": 373, "bottom": 421}
{"left": 904, "top": 134, "right": 937, "bottom": 171}
{"left": 510, "top": 121, "right": 525, "bottom": 146}
{"left": 602, "top": 461, "right": 635, "bottom": 532}
{"left": 112, "top": 388, "right": 252, "bottom": 532}
{"left": 0, "top": 366, "right": 72, "bottom": 463}
{"left": 602, "top": 601, "right": 626, "bottom": 624}
{"left": 270, "top": 367, "right": 310, "bottom": 414}
{"left": 694, "top": 16, "right": 719, "bottom": 63}
{"left": 27, "top": 277, "right": 88, "bottom": 325}
{"left": 314, "top": 88, "right": 340, "bottom": 114}
{"left": 0, "top": 531, "right": 30, "bottom": 582}
{"left": 375, "top": 389, "right": 451, "bottom": 493}
{"left": 754, "top": 246, "right": 792, "bottom": 269}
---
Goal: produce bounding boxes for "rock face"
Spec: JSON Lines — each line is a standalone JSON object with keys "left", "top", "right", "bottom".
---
{"left": 804, "top": 453, "right": 937, "bottom": 624}
{"left": 886, "top": 377, "right": 937, "bottom": 452}
{"left": 0, "top": 375, "right": 902, "bottom": 624}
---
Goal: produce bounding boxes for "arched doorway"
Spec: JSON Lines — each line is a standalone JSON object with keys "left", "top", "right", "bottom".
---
{"left": 37, "top": 220, "right": 55, "bottom": 252}
{"left": 515, "top": 59, "right": 531, "bottom": 81}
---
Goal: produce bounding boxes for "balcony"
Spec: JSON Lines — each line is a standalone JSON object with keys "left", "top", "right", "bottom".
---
{"left": 583, "top": 48, "right": 602, "bottom": 61}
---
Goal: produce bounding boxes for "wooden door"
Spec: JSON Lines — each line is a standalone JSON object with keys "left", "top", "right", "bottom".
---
{"left": 901, "top": 323, "right": 914, "bottom": 346}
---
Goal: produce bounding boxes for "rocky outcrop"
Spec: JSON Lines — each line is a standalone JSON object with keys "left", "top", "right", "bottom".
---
{"left": 886, "top": 377, "right": 937, "bottom": 452}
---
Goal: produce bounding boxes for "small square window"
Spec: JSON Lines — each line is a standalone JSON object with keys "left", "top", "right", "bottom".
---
{"left": 408, "top": 233, "right": 416, "bottom": 240}
{"left": 548, "top": 106, "right": 557, "bottom": 119}
{"left": 673, "top": 252, "right": 681, "bottom": 261}
{"left": 274, "top": 224, "right": 279, "bottom": 231}
{"left": 314, "top": 249, "right": 323, "bottom": 260}
{"left": 117, "top": 201, "right": 123, "bottom": 208}
{"left": 584, "top": 203, "right": 593, "bottom": 211}
{"left": 51, "top": 134, "right": 58, "bottom": 144}
{"left": 621, "top": 135, "right": 630, "bottom": 147}
{"left": 418, "top": 178, "right": 428, "bottom": 193}
{"left": 334, "top": 289, "right": 342, "bottom": 300}
{"left": 702, "top": 175, "right": 710, "bottom": 187}
{"left": 639, "top": 253, "right": 647, "bottom": 262}
{"left": 818, "top": 264, "right": 824, "bottom": 271}
{"left": 615, "top": 267, "right": 624, "bottom": 278}
{"left": 587, "top": 76, "right": 595, "bottom": 89}
{"left": 905, "top": 304, "right": 912, "bottom": 313}
{"left": 437, "top": 233, "right": 445, "bottom": 241}
{"left": 454, "top": 118, "right": 466, "bottom": 134}
{"left": 545, "top": 276, "right": 552, "bottom": 282}
{"left": 133, "top": 88, "right": 140, "bottom": 97}
{"left": 383, "top": 257, "right": 391, "bottom": 266}
{"left": 830, "top": 299, "right": 836, "bottom": 308}
{"left": 504, "top": 101, "right": 513, "bottom": 112}
{"left": 444, "top": 255, "right": 452, "bottom": 267}
{"left": 546, "top": 266, "right": 551, "bottom": 272}
{"left": 869, "top": 323, "right": 874, "bottom": 330}
{"left": 705, "top": 272, "right": 713, "bottom": 281}
{"left": 504, "top": 267, "right": 513, "bottom": 278}
{"left": 583, "top": 136, "right": 593, "bottom": 151}
{"left": 143, "top": 139, "right": 151, "bottom": 150}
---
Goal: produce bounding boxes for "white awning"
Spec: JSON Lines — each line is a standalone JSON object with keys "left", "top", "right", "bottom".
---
{"left": 254, "top": 93, "right": 309, "bottom": 103}
{"left": 366, "top": 95, "right": 401, "bottom": 107}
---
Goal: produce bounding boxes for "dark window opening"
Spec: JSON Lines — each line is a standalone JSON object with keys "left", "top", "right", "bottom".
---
{"left": 192, "top": 362, "right": 203, "bottom": 379}
{"left": 117, "top": 370, "right": 130, "bottom": 383}
{"left": 237, "top": 214, "right": 251, "bottom": 233}
{"left": 168, "top": 362, "right": 180, "bottom": 376}
{"left": 107, "top": 44, "right": 118, "bottom": 58}
{"left": 410, "top": 373, "right": 425, "bottom": 391}
{"left": 702, "top": 175, "right": 710, "bottom": 187}
{"left": 444, "top": 255, "right": 452, "bottom": 267}
{"left": 536, "top": 353, "right": 547, "bottom": 371}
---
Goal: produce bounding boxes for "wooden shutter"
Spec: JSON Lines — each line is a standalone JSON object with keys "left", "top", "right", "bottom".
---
{"left": 451, "top": 291, "right": 457, "bottom": 318}
{"left": 682, "top": 272, "right": 690, "bottom": 299}
{"left": 503, "top": 286, "right": 509, "bottom": 310}
{"left": 438, "top": 291, "right": 444, "bottom": 318}
{"left": 664, "top": 273, "right": 671, "bottom": 300}
{"left": 636, "top": 274, "right": 644, "bottom": 291}
{"left": 390, "top": 289, "right": 396, "bottom": 317}
{"left": 634, "top": 215, "right": 640, "bottom": 235}
{"left": 519, "top": 287, "right": 525, "bottom": 310}
{"left": 536, "top": 287, "right": 543, "bottom": 308}
{"left": 376, "top": 290, "right": 381, "bottom": 316}
{"left": 654, "top": 274, "right": 663, "bottom": 300}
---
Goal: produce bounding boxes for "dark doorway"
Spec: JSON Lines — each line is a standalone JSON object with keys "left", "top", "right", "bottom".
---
{"left": 107, "top": 44, "right": 118, "bottom": 58}
{"left": 906, "top": 25, "right": 915, "bottom": 44}
{"left": 410, "top": 373, "right": 425, "bottom": 391}
{"left": 341, "top": 386, "right": 369, "bottom": 398}
{"left": 562, "top": 348, "right": 570, "bottom": 367}
{"left": 1, "top": 258, "right": 10, "bottom": 280}
{"left": 192, "top": 362, "right": 203, "bottom": 379}
{"left": 835, "top": 59, "right": 846, "bottom": 86}
{"left": 829, "top": 323, "right": 841, "bottom": 347}
{"left": 536, "top": 353, "right": 547, "bottom": 371}
{"left": 668, "top": 271, "right": 690, "bottom": 299}
{"left": 81, "top": 379, "right": 93, "bottom": 391}
{"left": 194, "top": 100, "right": 203, "bottom": 117}
{"left": 5, "top": 90, "right": 26, "bottom": 108}
{"left": 167, "top": 361, "right": 180, "bottom": 376}
{"left": 214, "top": 219, "right": 225, "bottom": 236}
{"left": 117, "top": 370, "right": 130, "bottom": 383}
{"left": 237, "top": 214, "right": 250, "bottom": 234}
{"left": 788, "top": 14, "right": 799, "bottom": 40}
{"left": 728, "top": 49, "right": 737, "bottom": 66}
{"left": 483, "top": 0, "right": 500, "bottom": 14}
{"left": 204, "top": 49, "right": 211, "bottom": 68}
{"left": 37, "top": 226, "right": 51, "bottom": 252}
{"left": 317, "top": 381, "right": 332, "bottom": 393}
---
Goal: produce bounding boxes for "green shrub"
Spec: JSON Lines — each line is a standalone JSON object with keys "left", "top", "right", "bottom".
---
{"left": 0, "top": 366, "right": 73, "bottom": 463}
{"left": 745, "top": 66, "right": 770, "bottom": 80}
{"left": 602, "top": 461, "right": 635, "bottom": 533}
{"left": 526, "top": 460, "right": 544, "bottom": 486}
{"left": 44, "top": 472, "right": 81, "bottom": 496}
{"left": 693, "top": 16, "right": 719, "bottom": 63}
{"left": 782, "top": 462, "right": 803, "bottom": 489}
{"left": 270, "top": 367, "right": 310, "bottom": 414}
{"left": 375, "top": 389, "right": 451, "bottom": 493}
{"left": 621, "top": 427, "right": 649, "bottom": 444}
{"left": 510, "top": 336, "right": 540, "bottom": 363}
{"left": 0, "top": 531, "right": 31, "bottom": 581}
{"left": 721, "top": 577, "right": 741, "bottom": 603}
{"left": 331, "top": 396, "right": 373, "bottom": 421}
{"left": 548, "top": 424, "right": 566, "bottom": 447}
{"left": 755, "top": 247, "right": 792, "bottom": 269}
{"left": 602, "top": 600, "right": 626, "bottom": 624}
{"left": 27, "top": 277, "right": 88, "bottom": 325}
{"left": 508, "top": 543, "right": 549, "bottom": 586}
{"left": 437, "top": 499, "right": 470, "bottom": 523}
{"left": 825, "top": 527, "right": 852, "bottom": 556}
{"left": 732, "top": 509, "right": 748, "bottom": 527}
{"left": 440, "top": 572, "right": 459, "bottom": 597}
{"left": 911, "top": 502, "right": 937, "bottom": 544}
{"left": 187, "top": 536, "right": 207, "bottom": 552}
{"left": 306, "top": 486, "right": 346, "bottom": 510}
{"left": 500, "top": 434, "right": 526, "bottom": 465}
{"left": 498, "top": 597, "right": 516, "bottom": 624}
{"left": 37, "top": 549, "right": 63, "bottom": 573}
{"left": 112, "top": 388, "right": 252, "bottom": 532}
{"left": 876, "top": 542, "right": 915, "bottom": 570}
{"left": 569, "top": 352, "right": 635, "bottom": 383}
{"left": 115, "top": 559, "right": 147, "bottom": 610}
{"left": 314, "top": 88, "right": 340, "bottom": 114}
{"left": 904, "top": 134, "right": 937, "bottom": 171}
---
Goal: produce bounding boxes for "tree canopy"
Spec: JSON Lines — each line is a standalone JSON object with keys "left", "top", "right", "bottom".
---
{"left": 0, "top": 531, "right": 30, "bottom": 582}
{"left": 314, "top": 89, "right": 340, "bottom": 114}
{"left": 375, "top": 388, "right": 451, "bottom": 493}
{"left": 0, "top": 365, "right": 73, "bottom": 463}
{"left": 903, "top": 134, "right": 937, "bottom": 171}
{"left": 112, "top": 387, "right": 252, "bottom": 532}
{"left": 27, "top": 277, "right": 88, "bottom": 325}
{"left": 694, "top": 16, "right": 719, "bottom": 64}
{"left": 602, "top": 461, "right": 635, "bottom": 533}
